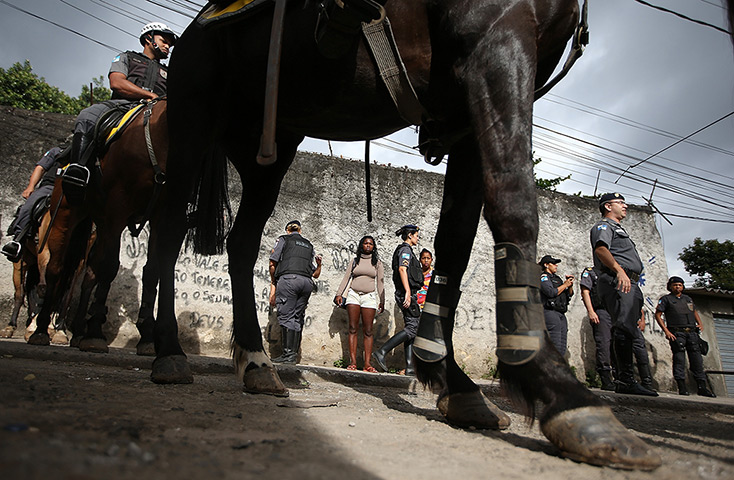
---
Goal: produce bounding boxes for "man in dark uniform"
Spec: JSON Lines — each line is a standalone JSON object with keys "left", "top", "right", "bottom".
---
{"left": 579, "top": 266, "right": 616, "bottom": 390}
{"left": 538, "top": 255, "right": 574, "bottom": 356}
{"left": 2, "top": 146, "right": 66, "bottom": 261}
{"left": 372, "top": 224, "right": 423, "bottom": 375}
{"left": 655, "top": 276, "right": 715, "bottom": 397}
{"left": 63, "top": 22, "right": 177, "bottom": 196}
{"left": 268, "top": 220, "right": 322, "bottom": 364}
{"left": 590, "top": 192, "right": 657, "bottom": 396}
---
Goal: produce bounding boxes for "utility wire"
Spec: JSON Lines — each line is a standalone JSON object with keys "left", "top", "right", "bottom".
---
{"left": 59, "top": 0, "right": 136, "bottom": 39}
{"left": 632, "top": 0, "right": 731, "bottom": 35}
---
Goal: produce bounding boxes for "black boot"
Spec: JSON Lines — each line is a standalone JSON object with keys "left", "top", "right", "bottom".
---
{"left": 286, "top": 329, "right": 302, "bottom": 365}
{"left": 372, "top": 330, "right": 409, "bottom": 372}
{"left": 62, "top": 131, "right": 91, "bottom": 204}
{"left": 676, "top": 379, "right": 690, "bottom": 395}
{"left": 272, "top": 327, "right": 294, "bottom": 364}
{"left": 1, "top": 239, "right": 22, "bottom": 262}
{"left": 404, "top": 339, "right": 415, "bottom": 376}
{"left": 697, "top": 379, "right": 716, "bottom": 398}
{"left": 638, "top": 363, "right": 655, "bottom": 391}
{"left": 599, "top": 370, "right": 616, "bottom": 391}
{"left": 614, "top": 332, "right": 658, "bottom": 396}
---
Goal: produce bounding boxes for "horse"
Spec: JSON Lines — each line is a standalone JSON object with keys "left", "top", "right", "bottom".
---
{"left": 26, "top": 100, "right": 168, "bottom": 357}
{"left": 154, "top": 0, "right": 661, "bottom": 469}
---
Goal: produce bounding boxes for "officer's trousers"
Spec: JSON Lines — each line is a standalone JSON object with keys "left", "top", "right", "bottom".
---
{"left": 632, "top": 326, "right": 651, "bottom": 367}
{"left": 11, "top": 185, "right": 53, "bottom": 239}
{"left": 597, "top": 272, "right": 643, "bottom": 337}
{"left": 395, "top": 291, "right": 420, "bottom": 339}
{"left": 543, "top": 309, "right": 568, "bottom": 356}
{"left": 669, "top": 331, "right": 706, "bottom": 382}
{"left": 275, "top": 274, "right": 314, "bottom": 332}
{"left": 591, "top": 308, "right": 613, "bottom": 372}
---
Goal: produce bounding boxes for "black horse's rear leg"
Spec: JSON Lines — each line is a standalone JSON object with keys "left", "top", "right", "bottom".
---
{"left": 135, "top": 223, "right": 160, "bottom": 357}
{"left": 414, "top": 138, "right": 510, "bottom": 429}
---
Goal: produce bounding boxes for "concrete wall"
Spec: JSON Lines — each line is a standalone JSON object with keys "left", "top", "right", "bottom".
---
{"left": 0, "top": 107, "right": 682, "bottom": 390}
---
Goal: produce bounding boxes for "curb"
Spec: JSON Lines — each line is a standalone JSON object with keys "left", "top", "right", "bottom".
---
{"left": 2, "top": 338, "right": 733, "bottom": 414}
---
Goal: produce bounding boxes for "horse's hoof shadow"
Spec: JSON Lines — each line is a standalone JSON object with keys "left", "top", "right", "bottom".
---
{"left": 78, "top": 337, "right": 109, "bottom": 353}
{"left": 243, "top": 365, "right": 289, "bottom": 397}
{"left": 541, "top": 406, "right": 662, "bottom": 471}
{"left": 151, "top": 355, "right": 194, "bottom": 384}
{"left": 438, "top": 390, "right": 511, "bottom": 430}
{"left": 27, "top": 331, "right": 50, "bottom": 346}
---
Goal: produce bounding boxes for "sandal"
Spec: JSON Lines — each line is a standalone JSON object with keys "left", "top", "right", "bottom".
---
{"left": 363, "top": 365, "right": 377, "bottom": 373}
{"left": 346, "top": 364, "right": 357, "bottom": 371}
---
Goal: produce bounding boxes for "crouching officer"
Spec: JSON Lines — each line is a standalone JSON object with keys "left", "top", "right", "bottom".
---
{"left": 539, "top": 255, "right": 573, "bottom": 356}
{"left": 63, "top": 22, "right": 177, "bottom": 201}
{"left": 654, "top": 276, "right": 715, "bottom": 397}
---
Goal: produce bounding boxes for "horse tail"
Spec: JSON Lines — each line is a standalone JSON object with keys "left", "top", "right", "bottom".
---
{"left": 185, "top": 145, "right": 232, "bottom": 255}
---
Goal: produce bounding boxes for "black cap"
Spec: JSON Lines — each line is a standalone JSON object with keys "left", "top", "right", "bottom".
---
{"left": 599, "top": 192, "right": 625, "bottom": 205}
{"left": 395, "top": 224, "right": 419, "bottom": 236}
{"left": 539, "top": 255, "right": 561, "bottom": 266}
{"left": 285, "top": 220, "right": 301, "bottom": 231}
{"left": 667, "top": 276, "right": 685, "bottom": 291}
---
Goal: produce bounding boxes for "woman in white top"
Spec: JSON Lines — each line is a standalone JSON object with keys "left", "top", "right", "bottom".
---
{"left": 334, "top": 236, "right": 385, "bottom": 372}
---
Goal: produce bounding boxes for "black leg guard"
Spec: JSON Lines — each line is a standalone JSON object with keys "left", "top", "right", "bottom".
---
{"left": 413, "top": 274, "right": 461, "bottom": 363}
{"left": 494, "top": 243, "right": 546, "bottom": 366}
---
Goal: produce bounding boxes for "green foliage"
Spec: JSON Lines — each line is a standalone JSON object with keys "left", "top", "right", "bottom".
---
{"left": 0, "top": 61, "right": 111, "bottom": 115}
{"left": 533, "top": 155, "right": 571, "bottom": 191}
{"left": 333, "top": 358, "right": 345, "bottom": 368}
{"left": 585, "top": 370, "right": 601, "bottom": 389}
{"left": 679, "top": 238, "right": 734, "bottom": 290}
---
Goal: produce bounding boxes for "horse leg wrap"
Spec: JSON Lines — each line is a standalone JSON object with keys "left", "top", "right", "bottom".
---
{"left": 413, "top": 273, "right": 461, "bottom": 363}
{"left": 315, "top": 0, "right": 385, "bottom": 59}
{"left": 494, "top": 243, "right": 546, "bottom": 366}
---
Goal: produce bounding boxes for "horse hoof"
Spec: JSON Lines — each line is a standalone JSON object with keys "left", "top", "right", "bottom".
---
{"left": 0, "top": 325, "right": 15, "bottom": 338}
{"left": 69, "top": 335, "right": 82, "bottom": 348}
{"left": 541, "top": 406, "right": 661, "bottom": 471}
{"left": 78, "top": 337, "right": 109, "bottom": 353}
{"left": 243, "top": 365, "right": 289, "bottom": 397}
{"left": 51, "top": 330, "right": 69, "bottom": 345}
{"left": 437, "top": 390, "right": 510, "bottom": 430}
{"left": 151, "top": 355, "right": 194, "bottom": 384}
{"left": 27, "top": 331, "right": 50, "bottom": 346}
{"left": 136, "top": 342, "right": 156, "bottom": 356}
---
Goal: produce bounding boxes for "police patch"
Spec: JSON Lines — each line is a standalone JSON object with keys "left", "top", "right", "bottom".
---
{"left": 597, "top": 225, "right": 607, "bottom": 230}
{"left": 160, "top": 69, "right": 167, "bottom": 79}
{"left": 540, "top": 274, "right": 549, "bottom": 281}
{"left": 112, "top": 55, "right": 121, "bottom": 63}
{"left": 582, "top": 271, "right": 589, "bottom": 278}
{"left": 401, "top": 253, "right": 411, "bottom": 260}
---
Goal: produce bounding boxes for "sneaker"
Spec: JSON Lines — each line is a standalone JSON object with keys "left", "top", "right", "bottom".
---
{"left": 1, "top": 241, "right": 21, "bottom": 262}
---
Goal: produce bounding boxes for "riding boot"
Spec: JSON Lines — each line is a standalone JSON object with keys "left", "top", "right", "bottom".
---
{"left": 372, "top": 329, "right": 409, "bottom": 372}
{"left": 614, "top": 332, "right": 658, "bottom": 396}
{"left": 638, "top": 363, "right": 654, "bottom": 390}
{"left": 599, "top": 370, "right": 616, "bottom": 391}
{"left": 272, "top": 327, "right": 294, "bottom": 363}
{"left": 1, "top": 238, "right": 22, "bottom": 262}
{"left": 403, "top": 339, "right": 415, "bottom": 376}
{"left": 285, "top": 329, "right": 302, "bottom": 365}
{"left": 696, "top": 379, "right": 716, "bottom": 398}
{"left": 676, "top": 379, "right": 690, "bottom": 396}
{"left": 62, "top": 131, "right": 92, "bottom": 205}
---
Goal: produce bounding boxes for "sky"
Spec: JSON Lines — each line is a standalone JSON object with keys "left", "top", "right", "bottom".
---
{"left": 1, "top": 0, "right": 733, "bottom": 285}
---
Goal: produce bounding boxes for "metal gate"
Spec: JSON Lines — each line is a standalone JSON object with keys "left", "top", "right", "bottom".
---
{"left": 713, "top": 315, "right": 734, "bottom": 397}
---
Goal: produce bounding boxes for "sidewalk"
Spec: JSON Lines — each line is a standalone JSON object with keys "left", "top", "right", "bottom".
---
{"left": 2, "top": 337, "right": 733, "bottom": 414}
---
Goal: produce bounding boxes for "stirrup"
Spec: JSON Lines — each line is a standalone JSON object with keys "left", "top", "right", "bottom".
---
{"left": 1, "top": 240, "right": 22, "bottom": 262}
{"left": 61, "top": 163, "right": 90, "bottom": 204}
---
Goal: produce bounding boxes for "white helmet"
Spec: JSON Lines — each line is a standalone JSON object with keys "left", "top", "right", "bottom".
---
{"left": 139, "top": 22, "right": 178, "bottom": 46}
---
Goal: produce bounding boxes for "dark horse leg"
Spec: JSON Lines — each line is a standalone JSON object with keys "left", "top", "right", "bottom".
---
{"left": 225, "top": 132, "right": 302, "bottom": 396}
{"left": 417, "top": 5, "right": 659, "bottom": 469}
{"left": 135, "top": 223, "right": 159, "bottom": 357}
{"left": 0, "top": 260, "right": 26, "bottom": 337}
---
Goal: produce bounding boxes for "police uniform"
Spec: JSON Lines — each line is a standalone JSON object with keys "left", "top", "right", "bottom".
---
{"left": 580, "top": 267, "right": 614, "bottom": 379}
{"left": 540, "top": 270, "right": 572, "bottom": 355}
{"left": 270, "top": 232, "right": 318, "bottom": 332}
{"left": 6, "top": 147, "right": 64, "bottom": 246}
{"left": 656, "top": 293, "right": 706, "bottom": 383}
{"left": 392, "top": 241, "right": 424, "bottom": 338}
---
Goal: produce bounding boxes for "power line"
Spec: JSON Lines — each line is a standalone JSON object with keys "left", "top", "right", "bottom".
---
{"left": 59, "top": 0, "right": 136, "bottom": 39}
{"left": 632, "top": 0, "right": 731, "bottom": 35}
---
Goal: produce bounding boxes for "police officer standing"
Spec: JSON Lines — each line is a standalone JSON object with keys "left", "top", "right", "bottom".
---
{"left": 269, "top": 220, "right": 322, "bottom": 364}
{"left": 539, "top": 255, "right": 574, "bottom": 356}
{"left": 579, "top": 266, "right": 616, "bottom": 390}
{"left": 63, "top": 22, "right": 177, "bottom": 198}
{"left": 372, "top": 224, "right": 423, "bottom": 375}
{"left": 590, "top": 192, "right": 657, "bottom": 396}
{"left": 654, "top": 276, "right": 715, "bottom": 397}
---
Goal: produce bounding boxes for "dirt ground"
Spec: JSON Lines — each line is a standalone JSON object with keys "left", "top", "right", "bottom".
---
{"left": 1, "top": 339, "right": 733, "bottom": 480}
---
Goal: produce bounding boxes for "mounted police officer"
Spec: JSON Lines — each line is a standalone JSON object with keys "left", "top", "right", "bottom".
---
{"left": 62, "top": 22, "right": 177, "bottom": 200}
{"left": 2, "top": 146, "right": 67, "bottom": 261}
{"left": 372, "top": 224, "right": 423, "bottom": 375}
{"left": 538, "top": 255, "right": 573, "bottom": 356}
{"left": 268, "top": 220, "right": 322, "bottom": 364}
{"left": 654, "top": 276, "right": 715, "bottom": 397}
{"left": 590, "top": 192, "right": 657, "bottom": 396}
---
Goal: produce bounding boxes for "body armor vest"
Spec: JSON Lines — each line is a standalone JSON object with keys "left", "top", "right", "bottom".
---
{"left": 274, "top": 234, "right": 313, "bottom": 279}
{"left": 392, "top": 243, "right": 423, "bottom": 293}
{"left": 663, "top": 294, "right": 696, "bottom": 327}
{"left": 543, "top": 273, "right": 570, "bottom": 313}
{"left": 111, "top": 51, "right": 168, "bottom": 99}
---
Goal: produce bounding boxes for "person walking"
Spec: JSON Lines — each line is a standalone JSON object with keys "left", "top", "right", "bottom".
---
{"left": 334, "top": 235, "right": 385, "bottom": 372}
{"left": 372, "top": 224, "right": 422, "bottom": 375}
{"left": 590, "top": 192, "right": 657, "bottom": 396}
{"left": 269, "top": 220, "right": 322, "bottom": 364}
{"left": 538, "top": 255, "right": 574, "bottom": 356}
{"left": 655, "top": 276, "right": 715, "bottom": 397}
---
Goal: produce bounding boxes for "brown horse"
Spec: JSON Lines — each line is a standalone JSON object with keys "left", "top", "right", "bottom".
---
{"left": 26, "top": 100, "right": 168, "bottom": 357}
{"left": 155, "top": 0, "right": 660, "bottom": 469}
